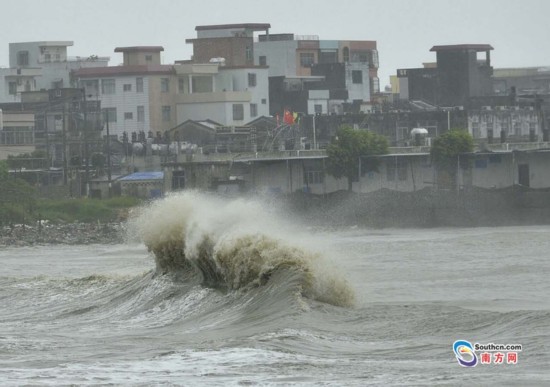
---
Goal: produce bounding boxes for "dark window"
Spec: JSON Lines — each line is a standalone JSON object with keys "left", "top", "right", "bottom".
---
{"left": 102, "top": 108, "right": 117, "bottom": 122}
{"left": 259, "top": 56, "right": 267, "bottom": 66}
{"left": 248, "top": 73, "right": 257, "bottom": 87}
{"left": 300, "top": 53, "right": 315, "bottom": 67}
{"left": 161, "top": 78, "right": 169, "bottom": 92}
{"left": 124, "top": 112, "right": 133, "bottom": 120}
{"left": 162, "top": 106, "right": 171, "bottom": 122}
{"left": 250, "top": 103, "right": 258, "bottom": 117}
{"left": 17, "top": 51, "right": 29, "bottom": 66}
{"left": 233, "top": 104, "right": 244, "bottom": 120}
{"left": 123, "top": 84, "right": 132, "bottom": 92}
{"left": 352, "top": 70, "right": 363, "bottom": 84}
{"left": 343, "top": 47, "right": 350, "bottom": 63}
{"left": 314, "top": 104, "right": 323, "bottom": 114}
{"left": 8, "top": 81, "right": 17, "bottom": 95}
{"left": 136, "top": 77, "right": 144, "bottom": 92}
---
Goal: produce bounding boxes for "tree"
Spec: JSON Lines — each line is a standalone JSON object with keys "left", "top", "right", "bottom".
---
{"left": 326, "top": 125, "right": 389, "bottom": 191}
{"left": 430, "top": 129, "right": 474, "bottom": 188}
{"left": 0, "top": 160, "right": 37, "bottom": 225}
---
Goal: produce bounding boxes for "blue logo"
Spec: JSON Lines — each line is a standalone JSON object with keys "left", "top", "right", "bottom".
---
{"left": 453, "top": 340, "right": 478, "bottom": 367}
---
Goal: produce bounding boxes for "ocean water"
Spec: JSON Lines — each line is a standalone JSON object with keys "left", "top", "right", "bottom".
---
{"left": 1, "top": 192, "right": 549, "bottom": 386}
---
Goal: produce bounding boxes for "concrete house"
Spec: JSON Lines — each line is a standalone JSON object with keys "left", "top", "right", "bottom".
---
{"left": 254, "top": 33, "right": 378, "bottom": 115}
{"left": 173, "top": 62, "right": 269, "bottom": 126}
{"left": 73, "top": 46, "right": 177, "bottom": 139}
{"left": 1, "top": 41, "right": 109, "bottom": 103}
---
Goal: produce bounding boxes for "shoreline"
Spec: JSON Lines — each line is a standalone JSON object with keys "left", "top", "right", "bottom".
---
{"left": 0, "top": 222, "right": 126, "bottom": 247}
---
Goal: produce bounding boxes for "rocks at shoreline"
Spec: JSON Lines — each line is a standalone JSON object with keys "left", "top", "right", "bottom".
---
{"left": 0, "top": 222, "right": 127, "bottom": 247}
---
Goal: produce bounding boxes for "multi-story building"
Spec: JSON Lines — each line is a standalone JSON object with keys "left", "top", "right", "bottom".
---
{"left": 1, "top": 41, "right": 109, "bottom": 103}
{"left": 73, "top": 46, "right": 177, "bottom": 139}
{"left": 173, "top": 62, "right": 269, "bottom": 126}
{"left": 254, "top": 33, "right": 378, "bottom": 114}
{"left": 180, "top": 24, "right": 270, "bottom": 126}
{"left": 396, "top": 44, "right": 494, "bottom": 107}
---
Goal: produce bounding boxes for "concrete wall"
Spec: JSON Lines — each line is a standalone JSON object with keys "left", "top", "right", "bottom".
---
{"left": 254, "top": 40, "right": 298, "bottom": 77}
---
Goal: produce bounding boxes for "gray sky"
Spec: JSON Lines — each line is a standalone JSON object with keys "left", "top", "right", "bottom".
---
{"left": 2, "top": 0, "right": 549, "bottom": 87}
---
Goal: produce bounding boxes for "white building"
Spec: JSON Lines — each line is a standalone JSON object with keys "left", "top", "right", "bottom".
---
{"left": 174, "top": 63, "right": 269, "bottom": 126}
{"left": 73, "top": 47, "right": 176, "bottom": 139}
{"left": 1, "top": 41, "right": 109, "bottom": 103}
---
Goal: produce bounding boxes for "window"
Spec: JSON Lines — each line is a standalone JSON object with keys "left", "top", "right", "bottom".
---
{"left": 245, "top": 46, "right": 252, "bottom": 62}
{"left": 248, "top": 73, "right": 257, "bottom": 87}
{"left": 259, "top": 56, "right": 267, "bottom": 66}
{"left": 178, "top": 78, "right": 186, "bottom": 93}
{"left": 44, "top": 53, "right": 51, "bottom": 63}
{"left": 17, "top": 51, "right": 29, "bottom": 66}
{"left": 136, "top": 77, "right": 144, "bottom": 93}
{"left": 372, "top": 77, "right": 380, "bottom": 93}
{"left": 232, "top": 104, "right": 244, "bottom": 121}
{"left": 124, "top": 112, "right": 133, "bottom": 120}
{"left": 261, "top": 98, "right": 267, "bottom": 105}
{"left": 102, "top": 108, "right": 117, "bottom": 123}
{"left": 161, "top": 78, "right": 169, "bottom": 92}
{"left": 101, "top": 79, "right": 116, "bottom": 94}
{"left": 162, "top": 106, "right": 171, "bottom": 122}
{"left": 371, "top": 50, "right": 379, "bottom": 67}
{"left": 55, "top": 53, "right": 61, "bottom": 62}
{"left": 137, "top": 106, "right": 145, "bottom": 122}
{"left": 123, "top": 84, "right": 132, "bottom": 92}
{"left": 343, "top": 47, "right": 350, "bottom": 63}
{"left": 314, "top": 104, "right": 323, "bottom": 114}
{"left": 8, "top": 81, "right": 17, "bottom": 95}
{"left": 250, "top": 103, "right": 258, "bottom": 117}
{"left": 191, "top": 76, "right": 213, "bottom": 93}
{"left": 352, "top": 70, "right": 363, "bottom": 84}
{"left": 300, "top": 53, "right": 315, "bottom": 67}
{"left": 304, "top": 171, "right": 324, "bottom": 185}
{"left": 145, "top": 54, "right": 153, "bottom": 62}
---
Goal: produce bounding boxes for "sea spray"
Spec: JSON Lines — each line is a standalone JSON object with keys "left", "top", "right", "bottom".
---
{"left": 130, "top": 191, "right": 355, "bottom": 307}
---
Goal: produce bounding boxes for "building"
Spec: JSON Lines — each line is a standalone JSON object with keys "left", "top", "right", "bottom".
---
{"left": 254, "top": 33, "right": 378, "bottom": 115}
{"left": 397, "top": 44, "right": 494, "bottom": 107}
{"left": 173, "top": 62, "right": 270, "bottom": 126}
{"left": 492, "top": 67, "right": 550, "bottom": 95}
{"left": 1, "top": 40, "right": 109, "bottom": 103}
{"left": 73, "top": 46, "right": 177, "bottom": 139}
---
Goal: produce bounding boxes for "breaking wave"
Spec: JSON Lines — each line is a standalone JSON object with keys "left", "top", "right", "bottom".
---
{"left": 129, "top": 191, "right": 354, "bottom": 307}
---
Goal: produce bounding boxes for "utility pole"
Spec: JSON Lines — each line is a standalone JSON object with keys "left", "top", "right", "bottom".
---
{"left": 62, "top": 104, "right": 68, "bottom": 185}
{"left": 105, "top": 110, "right": 112, "bottom": 198}
{"left": 82, "top": 89, "right": 90, "bottom": 197}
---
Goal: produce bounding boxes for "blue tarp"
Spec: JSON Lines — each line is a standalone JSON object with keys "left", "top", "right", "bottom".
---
{"left": 119, "top": 172, "right": 164, "bottom": 181}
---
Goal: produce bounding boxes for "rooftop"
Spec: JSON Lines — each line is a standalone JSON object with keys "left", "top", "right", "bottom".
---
{"left": 195, "top": 23, "right": 271, "bottom": 31}
{"left": 114, "top": 46, "right": 164, "bottom": 53}
{"left": 73, "top": 65, "right": 174, "bottom": 77}
{"left": 430, "top": 44, "right": 494, "bottom": 52}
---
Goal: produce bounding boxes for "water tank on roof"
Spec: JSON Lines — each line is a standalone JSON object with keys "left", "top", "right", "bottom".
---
{"left": 411, "top": 128, "right": 429, "bottom": 146}
{"left": 209, "top": 57, "right": 226, "bottom": 66}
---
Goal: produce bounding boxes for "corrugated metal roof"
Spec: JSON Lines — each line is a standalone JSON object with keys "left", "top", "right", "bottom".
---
{"left": 119, "top": 172, "right": 164, "bottom": 181}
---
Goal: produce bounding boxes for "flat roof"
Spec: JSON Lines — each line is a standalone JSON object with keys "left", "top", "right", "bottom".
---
{"left": 114, "top": 46, "right": 164, "bottom": 53}
{"left": 195, "top": 23, "right": 271, "bottom": 31}
{"left": 73, "top": 65, "right": 174, "bottom": 77}
{"left": 430, "top": 44, "right": 494, "bottom": 52}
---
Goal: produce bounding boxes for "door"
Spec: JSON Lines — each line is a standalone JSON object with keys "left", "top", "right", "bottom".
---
{"left": 518, "top": 164, "right": 530, "bottom": 187}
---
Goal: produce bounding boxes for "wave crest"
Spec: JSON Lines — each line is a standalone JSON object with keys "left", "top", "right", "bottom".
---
{"left": 130, "top": 192, "right": 355, "bottom": 307}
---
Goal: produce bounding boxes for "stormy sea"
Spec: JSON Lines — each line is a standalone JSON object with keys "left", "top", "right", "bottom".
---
{"left": 1, "top": 192, "right": 549, "bottom": 385}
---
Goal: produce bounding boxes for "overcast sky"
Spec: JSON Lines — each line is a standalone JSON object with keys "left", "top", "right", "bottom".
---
{"left": 2, "top": 0, "right": 549, "bottom": 87}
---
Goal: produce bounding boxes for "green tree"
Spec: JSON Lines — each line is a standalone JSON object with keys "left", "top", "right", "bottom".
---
{"left": 430, "top": 129, "right": 474, "bottom": 188}
{"left": 326, "top": 125, "right": 389, "bottom": 191}
{"left": 0, "top": 160, "right": 37, "bottom": 225}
